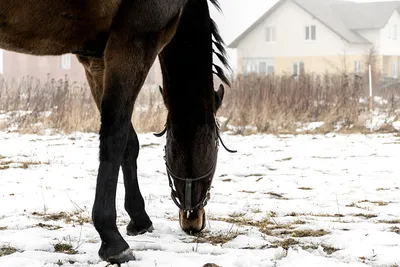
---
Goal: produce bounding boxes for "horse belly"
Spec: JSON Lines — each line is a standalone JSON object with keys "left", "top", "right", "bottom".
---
{"left": 0, "top": 0, "right": 119, "bottom": 55}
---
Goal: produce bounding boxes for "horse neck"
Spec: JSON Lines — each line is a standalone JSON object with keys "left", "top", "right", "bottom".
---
{"left": 159, "top": 0, "right": 215, "bottom": 127}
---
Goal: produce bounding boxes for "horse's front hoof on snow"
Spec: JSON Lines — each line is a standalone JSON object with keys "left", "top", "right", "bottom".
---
{"left": 98, "top": 239, "right": 135, "bottom": 264}
{"left": 103, "top": 248, "right": 136, "bottom": 265}
{"left": 126, "top": 221, "right": 154, "bottom": 236}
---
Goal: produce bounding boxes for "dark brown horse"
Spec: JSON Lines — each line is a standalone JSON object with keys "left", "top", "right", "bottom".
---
{"left": 0, "top": 0, "right": 231, "bottom": 264}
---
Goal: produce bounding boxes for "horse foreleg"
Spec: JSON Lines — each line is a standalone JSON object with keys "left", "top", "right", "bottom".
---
{"left": 92, "top": 26, "right": 161, "bottom": 267}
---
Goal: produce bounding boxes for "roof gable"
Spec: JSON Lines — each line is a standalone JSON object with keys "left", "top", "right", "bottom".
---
{"left": 228, "top": 0, "right": 287, "bottom": 48}
{"left": 228, "top": 0, "right": 400, "bottom": 48}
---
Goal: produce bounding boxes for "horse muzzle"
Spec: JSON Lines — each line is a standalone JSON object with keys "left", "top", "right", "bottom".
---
{"left": 179, "top": 208, "right": 206, "bottom": 234}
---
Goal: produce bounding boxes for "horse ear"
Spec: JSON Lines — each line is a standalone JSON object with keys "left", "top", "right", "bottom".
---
{"left": 215, "top": 84, "right": 224, "bottom": 109}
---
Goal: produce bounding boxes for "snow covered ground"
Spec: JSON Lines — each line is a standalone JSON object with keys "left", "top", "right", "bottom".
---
{"left": 0, "top": 132, "right": 400, "bottom": 267}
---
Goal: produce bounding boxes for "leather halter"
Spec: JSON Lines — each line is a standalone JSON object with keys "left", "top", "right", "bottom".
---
{"left": 154, "top": 119, "right": 236, "bottom": 213}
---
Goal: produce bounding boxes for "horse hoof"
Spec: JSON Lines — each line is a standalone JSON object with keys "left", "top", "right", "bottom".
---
{"left": 106, "top": 248, "right": 136, "bottom": 264}
{"left": 127, "top": 222, "right": 154, "bottom": 236}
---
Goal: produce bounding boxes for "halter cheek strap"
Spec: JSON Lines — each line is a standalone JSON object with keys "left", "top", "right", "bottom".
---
{"left": 164, "top": 141, "right": 217, "bottom": 212}
{"left": 155, "top": 118, "right": 236, "bottom": 212}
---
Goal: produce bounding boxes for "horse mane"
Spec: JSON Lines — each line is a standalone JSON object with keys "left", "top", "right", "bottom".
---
{"left": 209, "top": 0, "right": 231, "bottom": 86}
{"left": 158, "top": 0, "right": 231, "bottom": 121}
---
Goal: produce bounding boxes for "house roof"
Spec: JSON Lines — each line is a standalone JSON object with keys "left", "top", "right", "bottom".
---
{"left": 228, "top": 0, "right": 400, "bottom": 48}
{"left": 331, "top": 1, "right": 400, "bottom": 30}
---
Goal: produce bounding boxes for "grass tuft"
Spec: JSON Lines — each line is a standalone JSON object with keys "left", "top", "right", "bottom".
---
{"left": 354, "top": 213, "right": 378, "bottom": 219}
{"left": 0, "top": 245, "right": 18, "bottom": 257}
{"left": 291, "top": 229, "right": 329, "bottom": 238}
{"left": 298, "top": 187, "right": 313, "bottom": 191}
{"left": 194, "top": 231, "right": 239, "bottom": 246}
{"left": 379, "top": 219, "right": 400, "bottom": 224}
{"left": 32, "top": 211, "right": 91, "bottom": 225}
{"left": 389, "top": 227, "right": 400, "bottom": 234}
{"left": 53, "top": 243, "right": 77, "bottom": 255}
{"left": 36, "top": 223, "right": 62, "bottom": 230}
{"left": 272, "top": 238, "right": 299, "bottom": 250}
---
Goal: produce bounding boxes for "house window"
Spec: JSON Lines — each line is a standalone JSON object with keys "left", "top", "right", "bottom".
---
{"left": 265, "top": 27, "right": 276, "bottom": 42}
{"left": 61, "top": 54, "right": 71, "bottom": 70}
{"left": 242, "top": 58, "right": 274, "bottom": 75}
{"left": 393, "top": 62, "right": 398, "bottom": 78}
{"left": 354, "top": 60, "right": 362, "bottom": 73}
{"left": 0, "top": 49, "right": 3, "bottom": 74}
{"left": 293, "top": 61, "right": 305, "bottom": 76}
{"left": 267, "top": 66, "right": 275, "bottom": 74}
{"left": 305, "top": 25, "right": 316, "bottom": 41}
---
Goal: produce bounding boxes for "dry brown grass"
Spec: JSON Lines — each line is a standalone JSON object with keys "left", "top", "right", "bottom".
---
{"left": 358, "top": 200, "right": 389, "bottom": 206}
{"left": 31, "top": 211, "right": 91, "bottom": 225}
{"left": 218, "top": 72, "right": 400, "bottom": 134}
{"left": 272, "top": 238, "right": 299, "bottom": 249}
{"left": 301, "top": 244, "right": 339, "bottom": 255}
{"left": 193, "top": 230, "right": 239, "bottom": 246}
{"left": 0, "top": 76, "right": 166, "bottom": 134}
{"left": 291, "top": 229, "right": 329, "bottom": 237}
{"left": 36, "top": 223, "right": 62, "bottom": 231}
{"left": 379, "top": 219, "right": 400, "bottom": 224}
{"left": 0, "top": 245, "right": 18, "bottom": 257}
{"left": 389, "top": 226, "right": 400, "bottom": 234}
{"left": 1, "top": 72, "right": 399, "bottom": 134}
{"left": 298, "top": 187, "right": 313, "bottom": 191}
{"left": 0, "top": 158, "right": 49, "bottom": 170}
{"left": 53, "top": 243, "right": 77, "bottom": 255}
{"left": 354, "top": 213, "right": 378, "bottom": 219}
{"left": 286, "top": 212, "right": 344, "bottom": 218}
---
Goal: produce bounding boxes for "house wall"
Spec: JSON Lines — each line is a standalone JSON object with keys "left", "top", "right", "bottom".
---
{"left": 0, "top": 50, "right": 162, "bottom": 85}
{"left": 382, "top": 55, "right": 400, "bottom": 77}
{"left": 356, "top": 29, "right": 381, "bottom": 54}
{"left": 274, "top": 54, "right": 382, "bottom": 75}
{"left": 2, "top": 51, "right": 87, "bottom": 83}
{"left": 380, "top": 10, "right": 400, "bottom": 56}
{"left": 236, "top": 0, "right": 374, "bottom": 75}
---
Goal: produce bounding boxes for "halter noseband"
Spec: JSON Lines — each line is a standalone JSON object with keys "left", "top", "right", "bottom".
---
{"left": 155, "top": 119, "right": 236, "bottom": 214}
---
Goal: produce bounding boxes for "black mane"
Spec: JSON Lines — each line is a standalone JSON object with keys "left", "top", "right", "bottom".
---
{"left": 210, "top": 0, "right": 231, "bottom": 86}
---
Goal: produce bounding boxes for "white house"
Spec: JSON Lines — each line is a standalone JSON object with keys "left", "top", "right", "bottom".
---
{"left": 229, "top": 0, "right": 400, "bottom": 77}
